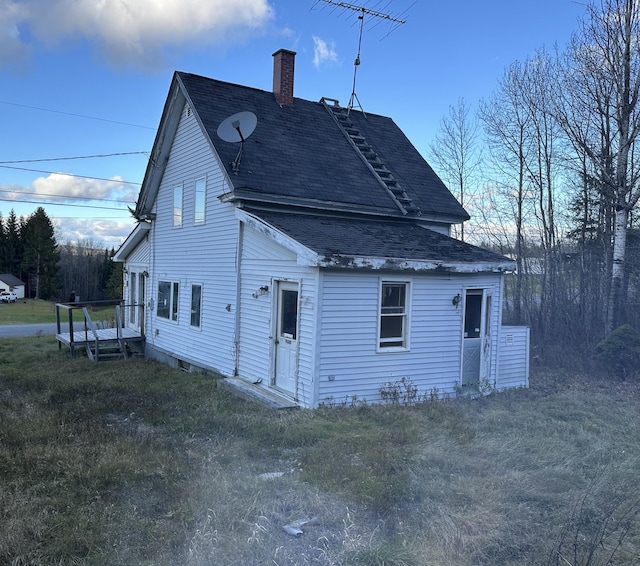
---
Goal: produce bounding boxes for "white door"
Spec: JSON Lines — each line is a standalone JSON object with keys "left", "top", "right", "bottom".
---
{"left": 273, "top": 281, "right": 299, "bottom": 396}
{"left": 127, "top": 272, "right": 146, "bottom": 334}
{"left": 461, "top": 289, "right": 493, "bottom": 389}
{"left": 137, "top": 273, "right": 146, "bottom": 335}
{"left": 480, "top": 291, "right": 493, "bottom": 386}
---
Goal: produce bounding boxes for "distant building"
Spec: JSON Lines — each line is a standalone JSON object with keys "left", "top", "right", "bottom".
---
{"left": 0, "top": 274, "right": 25, "bottom": 299}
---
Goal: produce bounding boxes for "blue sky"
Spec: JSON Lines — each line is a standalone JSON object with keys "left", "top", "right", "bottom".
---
{"left": 0, "top": 0, "right": 586, "bottom": 248}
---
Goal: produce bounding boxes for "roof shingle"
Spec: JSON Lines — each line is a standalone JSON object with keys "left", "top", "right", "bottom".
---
{"left": 177, "top": 71, "right": 469, "bottom": 221}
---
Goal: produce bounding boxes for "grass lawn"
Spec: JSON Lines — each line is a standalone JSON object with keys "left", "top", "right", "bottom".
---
{"left": 0, "top": 300, "right": 120, "bottom": 325}
{"left": 1, "top": 337, "right": 639, "bottom": 565}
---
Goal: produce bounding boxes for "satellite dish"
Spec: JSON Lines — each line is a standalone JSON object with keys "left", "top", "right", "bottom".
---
{"left": 217, "top": 111, "right": 257, "bottom": 143}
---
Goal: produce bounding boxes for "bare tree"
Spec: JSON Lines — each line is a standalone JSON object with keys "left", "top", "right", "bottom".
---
{"left": 428, "top": 98, "right": 481, "bottom": 242}
{"left": 555, "top": 0, "right": 640, "bottom": 332}
{"left": 479, "top": 60, "right": 534, "bottom": 324}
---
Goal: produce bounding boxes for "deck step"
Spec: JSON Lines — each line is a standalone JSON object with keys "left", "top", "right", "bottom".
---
{"left": 218, "top": 377, "right": 299, "bottom": 409}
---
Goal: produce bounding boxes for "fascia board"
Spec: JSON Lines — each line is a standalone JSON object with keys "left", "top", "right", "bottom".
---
{"left": 135, "top": 76, "right": 186, "bottom": 219}
{"left": 113, "top": 222, "right": 151, "bottom": 262}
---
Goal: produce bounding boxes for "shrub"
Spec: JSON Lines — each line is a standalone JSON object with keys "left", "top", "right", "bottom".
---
{"left": 594, "top": 324, "right": 640, "bottom": 379}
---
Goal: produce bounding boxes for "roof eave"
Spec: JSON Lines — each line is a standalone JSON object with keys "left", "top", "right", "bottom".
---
{"left": 113, "top": 222, "right": 151, "bottom": 262}
{"left": 315, "top": 255, "right": 515, "bottom": 273}
{"left": 134, "top": 75, "right": 187, "bottom": 219}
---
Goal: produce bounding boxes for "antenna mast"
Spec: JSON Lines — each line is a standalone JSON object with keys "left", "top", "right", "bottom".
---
{"left": 315, "top": 0, "right": 408, "bottom": 113}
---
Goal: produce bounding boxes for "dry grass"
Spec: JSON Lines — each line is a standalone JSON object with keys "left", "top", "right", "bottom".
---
{"left": 1, "top": 337, "right": 640, "bottom": 565}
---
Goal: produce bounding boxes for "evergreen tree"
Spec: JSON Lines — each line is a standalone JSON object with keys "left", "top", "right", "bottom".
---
{"left": 0, "top": 213, "right": 5, "bottom": 273}
{"left": 21, "top": 207, "right": 60, "bottom": 299}
{"left": 104, "top": 258, "right": 123, "bottom": 300}
{"left": 3, "top": 210, "right": 23, "bottom": 278}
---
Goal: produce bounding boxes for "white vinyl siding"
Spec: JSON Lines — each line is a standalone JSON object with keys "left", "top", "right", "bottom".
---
{"left": 497, "top": 326, "right": 530, "bottom": 390}
{"left": 237, "top": 222, "right": 317, "bottom": 407}
{"left": 147, "top": 101, "right": 238, "bottom": 377}
{"left": 316, "top": 271, "right": 505, "bottom": 405}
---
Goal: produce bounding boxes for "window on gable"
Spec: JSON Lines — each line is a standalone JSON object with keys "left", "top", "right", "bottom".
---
{"left": 173, "top": 186, "right": 183, "bottom": 227}
{"left": 379, "top": 281, "right": 409, "bottom": 349}
{"left": 190, "top": 284, "right": 202, "bottom": 328}
{"left": 157, "top": 280, "right": 179, "bottom": 322}
{"left": 194, "top": 177, "right": 206, "bottom": 224}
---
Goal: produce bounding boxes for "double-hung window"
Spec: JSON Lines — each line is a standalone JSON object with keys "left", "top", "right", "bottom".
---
{"left": 157, "top": 280, "right": 179, "bottom": 322}
{"left": 379, "top": 281, "right": 409, "bottom": 349}
{"left": 194, "top": 177, "right": 206, "bottom": 224}
{"left": 173, "top": 185, "right": 183, "bottom": 227}
{"left": 190, "top": 284, "right": 202, "bottom": 328}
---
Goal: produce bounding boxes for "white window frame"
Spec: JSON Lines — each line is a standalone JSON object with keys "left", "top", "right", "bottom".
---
{"left": 190, "top": 283, "right": 203, "bottom": 328}
{"left": 157, "top": 280, "right": 179, "bottom": 322}
{"left": 173, "top": 185, "right": 183, "bottom": 227}
{"left": 194, "top": 176, "right": 206, "bottom": 224}
{"left": 377, "top": 280, "right": 411, "bottom": 351}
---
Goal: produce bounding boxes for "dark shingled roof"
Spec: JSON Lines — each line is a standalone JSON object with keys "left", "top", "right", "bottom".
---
{"left": 177, "top": 72, "right": 469, "bottom": 221}
{"left": 247, "top": 209, "right": 513, "bottom": 268}
{"left": 0, "top": 274, "right": 24, "bottom": 287}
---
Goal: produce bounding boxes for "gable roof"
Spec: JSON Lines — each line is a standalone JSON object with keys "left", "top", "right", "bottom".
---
{"left": 135, "top": 71, "right": 469, "bottom": 224}
{"left": 240, "top": 209, "right": 515, "bottom": 273}
{"left": 0, "top": 274, "right": 24, "bottom": 287}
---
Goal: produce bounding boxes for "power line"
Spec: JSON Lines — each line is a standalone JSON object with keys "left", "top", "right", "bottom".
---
{"left": 0, "top": 196, "right": 131, "bottom": 212}
{"left": 0, "top": 99, "right": 155, "bottom": 130}
{"left": 0, "top": 187, "right": 135, "bottom": 205}
{"left": 0, "top": 151, "right": 148, "bottom": 165}
{"left": 0, "top": 165, "right": 141, "bottom": 185}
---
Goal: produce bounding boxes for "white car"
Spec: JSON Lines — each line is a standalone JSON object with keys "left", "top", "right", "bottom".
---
{"left": 0, "top": 291, "right": 17, "bottom": 303}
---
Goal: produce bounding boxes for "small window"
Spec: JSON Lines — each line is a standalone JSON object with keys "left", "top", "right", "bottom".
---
{"left": 379, "top": 282, "right": 409, "bottom": 349}
{"left": 173, "top": 186, "right": 183, "bottom": 227}
{"left": 190, "top": 284, "right": 202, "bottom": 328}
{"left": 157, "top": 280, "right": 179, "bottom": 321}
{"left": 194, "top": 177, "right": 206, "bottom": 224}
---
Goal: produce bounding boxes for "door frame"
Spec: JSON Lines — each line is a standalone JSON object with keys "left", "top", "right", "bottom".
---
{"left": 460, "top": 287, "right": 495, "bottom": 390}
{"left": 271, "top": 279, "right": 300, "bottom": 397}
{"left": 126, "top": 266, "right": 147, "bottom": 335}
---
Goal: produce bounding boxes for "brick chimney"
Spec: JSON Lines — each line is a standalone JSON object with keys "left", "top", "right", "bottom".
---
{"left": 272, "top": 49, "right": 296, "bottom": 106}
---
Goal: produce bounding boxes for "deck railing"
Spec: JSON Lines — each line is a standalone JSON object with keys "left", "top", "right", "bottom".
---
{"left": 55, "top": 300, "right": 142, "bottom": 357}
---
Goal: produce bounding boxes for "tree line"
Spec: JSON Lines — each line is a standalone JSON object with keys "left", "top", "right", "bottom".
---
{"left": 0, "top": 207, "right": 122, "bottom": 302}
{"left": 429, "top": 0, "right": 640, "bottom": 363}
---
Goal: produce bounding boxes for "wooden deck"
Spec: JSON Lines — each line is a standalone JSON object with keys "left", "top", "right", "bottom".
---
{"left": 55, "top": 302, "right": 144, "bottom": 360}
{"left": 56, "top": 327, "right": 143, "bottom": 347}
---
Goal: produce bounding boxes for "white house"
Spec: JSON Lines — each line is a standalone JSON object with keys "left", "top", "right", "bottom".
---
{"left": 0, "top": 274, "right": 25, "bottom": 299}
{"left": 114, "top": 50, "right": 529, "bottom": 408}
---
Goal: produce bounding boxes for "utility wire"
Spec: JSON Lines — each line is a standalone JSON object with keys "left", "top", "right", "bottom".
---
{"left": 0, "top": 100, "right": 155, "bottom": 130}
{"left": 0, "top": 187, "right": 135, "bottom": 205}
{"left": 0, "top": 165, "right": 141, "bottom": 185}
{"left": 0, "top": 151, "right": 148, "bottom": 165}
{"left": 0, "top": 196, "right": 130, "bottom": 212}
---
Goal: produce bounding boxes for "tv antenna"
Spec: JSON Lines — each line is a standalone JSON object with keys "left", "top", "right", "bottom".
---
{"left": 216, "top": 111, "right": 257, "bottom": 174}
{"left": 313, "top": 1, "right": 412, "bottom": 113}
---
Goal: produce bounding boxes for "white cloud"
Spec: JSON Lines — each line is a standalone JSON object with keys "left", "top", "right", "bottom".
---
{"left": 53, "top": 217, "right": 136, "bottom": 247}
{"left": 0, "top": 1, "right": 30, "bottom": 68}
{"left": 0, "top": 173, "right": 137, "bottom": 245}
{"left": 0, "top": 0, "right": 274, "bottom": 68}
{"left": 312, "top": 35, "right": 338, "bottom": 68}
{"left": 31, "top": 172, "right": 138, "bottom": 204}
